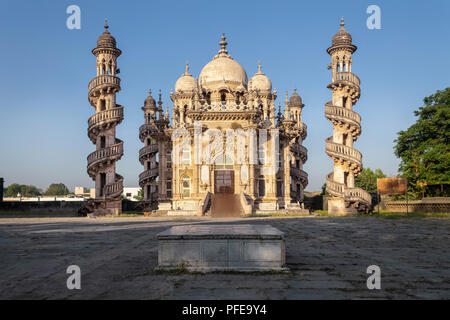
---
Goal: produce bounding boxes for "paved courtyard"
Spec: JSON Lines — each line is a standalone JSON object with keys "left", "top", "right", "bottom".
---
{"left": 0, "top": 216, "right": 449, "bottom": 299}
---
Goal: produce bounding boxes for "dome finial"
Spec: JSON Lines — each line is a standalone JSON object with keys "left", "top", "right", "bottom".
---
{"left": 218, "top": 33, "right": 228, "bottom": 56}
{"left": 340, "top": 16, "right": 345, "bottom": 29}
{"left": 104, "top": 18, "right": 109, "bottom": 30}
{"left": 257, "top": 61, "right": 262, "bottom": 73}
{"left": 185, "top": 61, "right": 190, "bottom": 75}
{"left": 148, "top": 89, "right": 152, "bottom": 95}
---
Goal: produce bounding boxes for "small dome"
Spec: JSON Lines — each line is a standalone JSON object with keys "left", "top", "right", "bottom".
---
{"left": 97, "top": 22, "right": 117, "bottom": 48}
{"left": 250, "top": 62, "right": 272, "bottom": 92}
{"left": 144, "top": 90, "right": 156, "bottom": 108}
{"left": 289, "top": 89, "right": 303, "bottom": 107}
{"left": 331, "top": 17, "right": 352, "bottom": 46}
{"left": 198, "top": 34, "right": 248, "bottom": 90}
{"left": 175, "top": 63, "right": 196, "bottom": 93}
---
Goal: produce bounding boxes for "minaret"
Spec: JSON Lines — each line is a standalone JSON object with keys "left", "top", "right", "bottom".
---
{"left": 139, "top": 90, "right": 159, "bottom": 209}
{"left": 288, "top": 89, "right": 304, "bottom": 127}
{"left": 325, "top": 17, "right": 371, "bottom": 214}
{"left": 84, "top": 20, "right": 124, "bottom": 216}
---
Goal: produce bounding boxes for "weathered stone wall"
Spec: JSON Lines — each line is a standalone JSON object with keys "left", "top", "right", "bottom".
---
{"left": 0, "top": 201, "right": 86, "bottom": 213}
{"left": 384, "top": 197, "right": 450, "bottom": 213}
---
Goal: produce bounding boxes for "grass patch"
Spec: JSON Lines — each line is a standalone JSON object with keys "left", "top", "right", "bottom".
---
{"left": 368, "top": 211, "right": 450, "bottom": 219}
{"left": 313, "top": 210, "right": 329, "bottom": 216}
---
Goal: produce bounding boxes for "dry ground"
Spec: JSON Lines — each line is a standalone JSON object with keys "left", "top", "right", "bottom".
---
{"left": 0, "top": 216, "right": 449, "bottom": 299}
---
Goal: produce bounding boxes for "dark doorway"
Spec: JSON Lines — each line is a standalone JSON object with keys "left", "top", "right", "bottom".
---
{"left": 100, "top": 173, "right": 106, "bottom": 197}
{"left": 214, "top": 170, "right": 234, "bottom": 194}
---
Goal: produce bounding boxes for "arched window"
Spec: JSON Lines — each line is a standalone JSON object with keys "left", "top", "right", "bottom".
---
{"left": 182, "top": 147, "right": 191, "bottom": 165}
{"left": 181, "top": 176, "right": 191, "bottom": 197}
{"left": 215, "top": 154, "right": 233, "bottom": 170}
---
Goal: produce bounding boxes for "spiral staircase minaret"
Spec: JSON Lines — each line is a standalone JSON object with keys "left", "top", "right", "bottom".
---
{"left": 325, "top": 18, "right": 371, "bottom": 214}
{"left": 79, "top": 21, "right": 124, "bottom": 216}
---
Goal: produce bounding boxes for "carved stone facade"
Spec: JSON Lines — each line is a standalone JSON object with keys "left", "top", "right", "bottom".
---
{"left": 140, "top": 35, "right": 308, "bottom": 216}
{"left": 325, "top": 18, "right": 371, "bottom": 214}
{"left": 81, "top": 22, "right": 124, "bottom": 216}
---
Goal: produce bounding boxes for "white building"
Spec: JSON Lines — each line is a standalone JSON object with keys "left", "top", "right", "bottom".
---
{"left": 122, "top": 187, "right": 141, "bottom": 201}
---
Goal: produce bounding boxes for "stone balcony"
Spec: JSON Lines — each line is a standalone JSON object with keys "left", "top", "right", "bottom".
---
{"left": 332, "top": 71, "right": 360, "bottom": 88}
{"left": 88, "top": 106, "right": 124, "bottom": 142}
{"left": 139, "top": 143, "right": 159, "bottom": 164}
{"left": 88, "top": 75, "right": 120, "bottom": 96}
{"left": 325, "top": 102, "right": 361, "bottom": 135}
{"left": 326, "top": 173, "right": 344, "bottom": 197}
{"left": 139, "top": 167, "right": 159, "bottom": 186}
{"left": 87, "top": 142, "right": 123, "bottom": 176}
{"left": 290, "top": 144, "right": 308, "bottom": 162}
{"left": 325, "top": 137, "right": 362, "bottom": 170}
{"left": 290, "top": 167, "right": 308, "bottom": 185}
{"left": 345, "top": 187, "right": 372, "bottom": 205}
{"left": 104, "top": 174, "right": 123, "bottom": 199}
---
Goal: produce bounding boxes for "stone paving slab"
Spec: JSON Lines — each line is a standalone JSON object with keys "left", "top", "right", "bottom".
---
{"left": 0, "top": 216, "right": 449, "bottom": 299}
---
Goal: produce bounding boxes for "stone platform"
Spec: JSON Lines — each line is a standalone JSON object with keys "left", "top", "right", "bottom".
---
{"left": 157, "top": 224, "right": 287, "bottom": 272}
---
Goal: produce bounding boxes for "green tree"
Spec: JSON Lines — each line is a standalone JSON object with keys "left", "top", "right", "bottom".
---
{"left": 5, "top": 183, "right": 42, "bottom": 197}
{"left": 44, "top": 183, "right": 70, "bottom": 196}
{"left": 394, "top": 88, "right": 450, "bottom": 198}
{"left": 355, "top": 168, "right": 386, "bottom": 193}
{"left": 134, "top": 188, "right": 144, "bottom": 201}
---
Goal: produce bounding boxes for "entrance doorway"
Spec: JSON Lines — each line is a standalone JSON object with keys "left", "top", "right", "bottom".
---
{"left": 214, "top": 170, "right": 234, "bottom": 194}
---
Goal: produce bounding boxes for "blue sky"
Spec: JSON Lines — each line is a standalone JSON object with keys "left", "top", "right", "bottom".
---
{"left": 0, "top": 0, "right": 449, "bottom": 192}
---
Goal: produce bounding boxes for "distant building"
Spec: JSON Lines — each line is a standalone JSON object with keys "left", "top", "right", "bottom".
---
{"left": 74, "top": 187, "right": 87, "bottom": 196}
{"left": 122, "top": 187, "right": 140, "bottom": 201}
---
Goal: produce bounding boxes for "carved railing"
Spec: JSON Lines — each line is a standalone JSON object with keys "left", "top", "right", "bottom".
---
{"left": 291, "top": 144, "right": 308, "bottom": 162}
{"left": 333, "top": 72, "right": 360, "bottom": 88}
{"left": 139, "top": 143, "right": 159, "bottom": 163}
{"left": 290, "top": 167, "right": 308, "bottom": 184}
{"left": 104, "top": 174, "right": 124, "bottom": 198}
{"left": 325, "top": 137, "right": 362, "bottom": 169}
{"left": 326, "top": 173, "right": 344, "bottom": 197}
{"left": 345, "top": 187, "right": 372, "bottom": 204}
{"left": 88, "top": 106, "right": 124, "bottom": 130}
{"left": 88, "top": 75, "right": 120, "bottom": 94}
{"left": 87, "top": 141, "right": 123, "bottom": 168}
{"left": 325, "top": 102, "right": 360, "bottom": 129}
{"left": 139, "top": 167, "right": 159, "bottom": 185}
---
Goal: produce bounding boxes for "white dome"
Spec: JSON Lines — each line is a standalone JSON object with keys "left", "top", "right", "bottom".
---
{"left": 249, "top": 63, "right": 271, "bottom": 92}
{"left": 174, "top": 63, "right": 196, "bottom": 93}
{"left": 175, "top": 74, "right": 196, "bottom": 93}
{"left": 199, "top": 56, "right": 248, "bottom": 90}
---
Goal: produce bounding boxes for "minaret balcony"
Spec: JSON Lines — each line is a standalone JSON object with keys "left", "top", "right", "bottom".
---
{"left": 87, "top": 141, "right": 124, "bottom": 170}
{"left": 291, "top": 144, "right": 308, "bottom": 162}
{"left": 139, "top": 168, "right": 159, "bottom": 186}
{"left": 332, "top": 72, "right": 360, "bottom": 88}
{"left": 88, "top": 75, "right": 121, "bottom": 96}
{"left": 290, "top": 167, "right": 308, "bottom": 185}
{"left": 325, "top": 138, "right": 362, "bottom": 168}
{"left": 104, "top": 174, "right": 124, "bottom": 199}
{"left": 139, "top": 123, "right": 159, "bottom": 141}
{"left": 325, "top": 102, "right": 361, "bottom": 135}
{"left": 345, "top": 187, "right": 372, "bottom": 204}
{"left": 88, "top": 106, "right": 124, "bottom": 135}
{"left": 139, "top": 143, "right": 159, "bottom": 164}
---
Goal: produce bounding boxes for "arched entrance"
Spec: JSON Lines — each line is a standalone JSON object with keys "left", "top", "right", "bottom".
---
{"left": 214, "top": 154, "right": 234, "bottom": 194}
